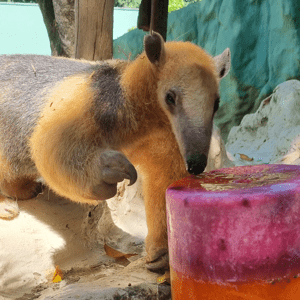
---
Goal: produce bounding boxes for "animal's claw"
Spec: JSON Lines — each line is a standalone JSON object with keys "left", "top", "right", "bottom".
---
{"left": 100, "top": 150, "right": 137, "bottom": 186}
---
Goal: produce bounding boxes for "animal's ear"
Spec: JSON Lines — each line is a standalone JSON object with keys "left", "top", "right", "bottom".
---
{"left": 213, "top": 48, "right": 231, "bottom": 79}
{"left": 144, "top": 32, "right": 165, "bottom": 67}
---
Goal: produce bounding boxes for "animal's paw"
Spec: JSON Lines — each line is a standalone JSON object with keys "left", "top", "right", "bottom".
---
{"left": 92, "top": 150, "right": 137, "bottom": 200}
{"left": 1, "top": 180, "right": 43, "bottom": 201}
{"left": 145, "top": 247, "right": 169, "bottom": 272}
{"left": 0, "top": 199, "right": 19, "bottom": 220}
{"left": 99, "top": 150, "right": 137, "bottom": 186}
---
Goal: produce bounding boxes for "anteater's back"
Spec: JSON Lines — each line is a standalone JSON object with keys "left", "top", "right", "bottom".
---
{"left": 0, "top": 55, "right": 98, "bottom": 173}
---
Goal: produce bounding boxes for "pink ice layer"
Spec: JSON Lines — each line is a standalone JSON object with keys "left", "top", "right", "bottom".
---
{"left": 166, "top": 164, "right": 300, "bottom": 282}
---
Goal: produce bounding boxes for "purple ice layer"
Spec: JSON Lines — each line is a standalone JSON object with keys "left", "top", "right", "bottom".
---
{"left": 166, "top": 164, "right": 300, "bottom": 282}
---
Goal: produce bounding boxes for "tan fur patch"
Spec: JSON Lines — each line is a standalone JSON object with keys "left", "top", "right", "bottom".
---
{"left": 30, "top": 74, "right": 99, "bottom": 204}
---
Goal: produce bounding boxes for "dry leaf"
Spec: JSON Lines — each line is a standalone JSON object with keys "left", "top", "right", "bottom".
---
{"left": 89, "top": 71, "right": 96, "bottom": 79}
{"left": 31, "top": 64, "right": 36, "bottom": 76}
{"left": 52, "top": 274, "right": 62, "bottom": 283}
{"left": 52, "top": 265, "right": 63, "bottom": 283}
{"left": 104, "top": 244, "right": 137, "bottom": 259}
{"left": 238, "top": 153, "right": 253, "bottom": 161}
{"left": 157, "top": 271, "right": 171, "bottom": 284}
{"left": 262, "top": 95, "right": 272, "bottom": 107}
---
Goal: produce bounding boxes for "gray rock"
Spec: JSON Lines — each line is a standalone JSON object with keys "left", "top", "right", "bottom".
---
{"left": 226, "top": 80, "right": 300, "bottom": 166}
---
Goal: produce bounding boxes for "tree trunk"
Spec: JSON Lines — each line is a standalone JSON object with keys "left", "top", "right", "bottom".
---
{"left": 52, "top": 0, "right": 75, "bottom": 58}
{"left": 37, "top": 0, "right": 69, "bottom": 56}
{"left": 137, "top": 0, "right": 169, "bottom": 41}
{"left": 74, "top": 0, "right": 114, "bottom": 60}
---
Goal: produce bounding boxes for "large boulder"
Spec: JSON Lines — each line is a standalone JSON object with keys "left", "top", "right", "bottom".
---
{"left": 113, "top": 0, "right": 300, "bottom": 142}
{"left": 226, "top": 80, "right": 300, "bottom": 166}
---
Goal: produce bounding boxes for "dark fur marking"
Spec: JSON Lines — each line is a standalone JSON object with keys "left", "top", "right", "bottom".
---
{"left": 91, "top": 64, "right": 126, "bottom": 138}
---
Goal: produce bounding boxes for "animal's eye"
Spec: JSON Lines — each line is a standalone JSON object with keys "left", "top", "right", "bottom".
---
{"left": 214, "top": 97, "right": 220, "bottom": 113}
{"left": 165, "top": 91, "right": 176, "bottom": 106}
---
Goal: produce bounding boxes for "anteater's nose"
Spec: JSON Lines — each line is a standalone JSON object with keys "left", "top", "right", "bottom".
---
{"left": 186, "top": 153, "right": 207, "bottom": 175}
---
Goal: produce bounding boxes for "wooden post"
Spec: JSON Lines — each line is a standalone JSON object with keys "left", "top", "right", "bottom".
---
{"left": 74, "top": 0, "right": 114, "bottom": 60}
{"left": 138, "top": 0, "right": 169, "bottom": 41}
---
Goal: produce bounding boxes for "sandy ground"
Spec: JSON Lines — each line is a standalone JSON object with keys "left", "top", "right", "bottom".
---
{"left": 0, "top": 179, "right": 167, "bottom": 300}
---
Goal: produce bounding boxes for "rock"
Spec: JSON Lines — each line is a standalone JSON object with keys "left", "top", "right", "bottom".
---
{"left": 226, "top": 80, "right": 300, "bottom": 166}
{"left": 206, "top": 124, "right": 235, "bottom": 172}
{"left": 113, "top": 0, "right": 300, "bottom": 142}
{"left": 106, "top": 173, "right": 147, "bottom": 244}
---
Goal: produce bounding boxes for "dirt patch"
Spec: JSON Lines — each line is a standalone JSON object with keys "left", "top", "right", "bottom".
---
{"left": 0, "top": 183, "right": 170, "bottom": 300}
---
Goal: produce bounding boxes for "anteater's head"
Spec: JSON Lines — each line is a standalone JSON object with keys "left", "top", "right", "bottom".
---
{"left": 144, "top": 32, "right": 231, "bottom": 175}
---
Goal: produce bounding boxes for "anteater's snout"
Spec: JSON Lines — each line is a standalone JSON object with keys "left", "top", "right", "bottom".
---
{"left": 186, "top": 153, "right": 207, "bottom": 175}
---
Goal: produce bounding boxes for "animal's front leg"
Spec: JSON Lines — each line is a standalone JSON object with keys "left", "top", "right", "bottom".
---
{"left": 122, "top": 131, "right": 188, "bottom": 272}
{"left": 143, "top": 176, "right": 171, "bottom": 272}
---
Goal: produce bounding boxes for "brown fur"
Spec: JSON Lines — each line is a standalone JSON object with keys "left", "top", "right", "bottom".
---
{"left": 121, "top": 129, "right": 187, "bottom": 260}
{"left": 0, "top": 33, "right": 230, "bottom": 270}
{"left": 119, "top": 41, "right": 220, "bottom": 262}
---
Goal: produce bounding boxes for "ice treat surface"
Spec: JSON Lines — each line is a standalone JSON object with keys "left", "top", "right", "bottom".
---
{"left": 166, "top": 164, "right": 300, "bottom": 282}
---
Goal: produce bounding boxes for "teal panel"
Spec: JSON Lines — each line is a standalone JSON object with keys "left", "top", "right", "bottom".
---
{"left": 0, "top": 3, "right": 139, "bottom": 55}
{"left": 0, "top": 3, "right": 51, "bottom": 55}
